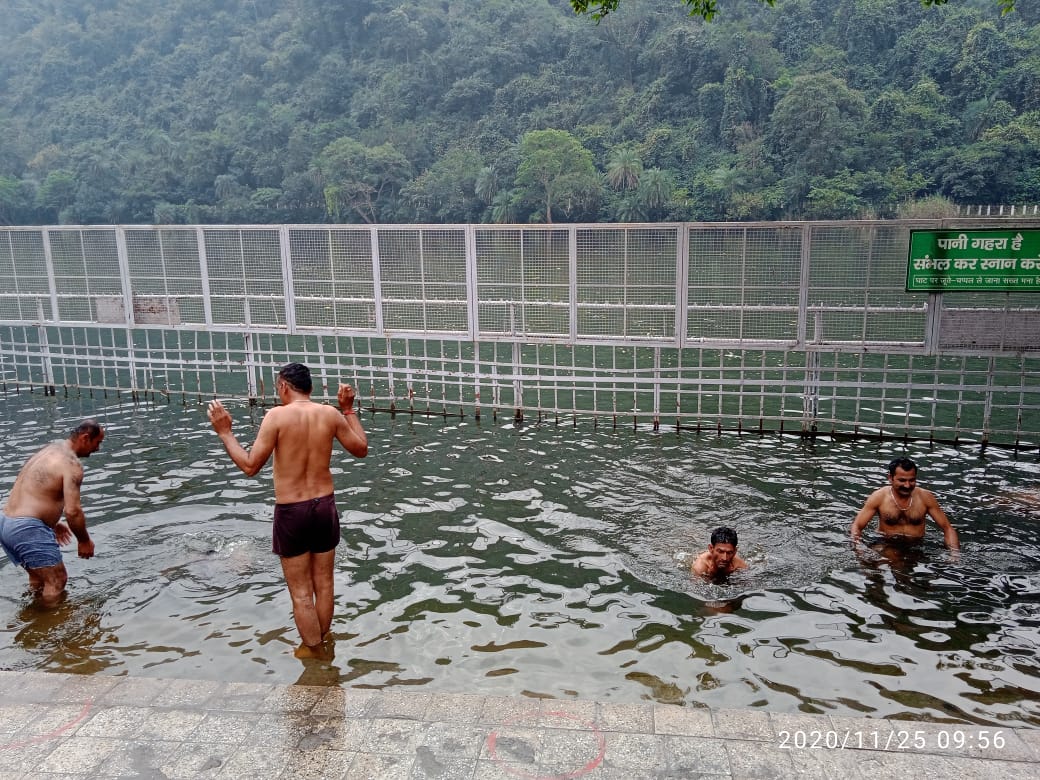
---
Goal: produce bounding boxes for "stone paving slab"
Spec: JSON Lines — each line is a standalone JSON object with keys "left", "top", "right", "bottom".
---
{"left": 0, "top": 670, "right": 1036, "bottom": 779}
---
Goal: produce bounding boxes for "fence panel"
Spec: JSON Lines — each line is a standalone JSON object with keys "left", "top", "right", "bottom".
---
{"left": 1, "top": 221, "right": 1038, "bottom": 448}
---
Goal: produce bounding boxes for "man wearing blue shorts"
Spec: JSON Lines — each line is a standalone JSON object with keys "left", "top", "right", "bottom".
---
{"left": 1, "top": 419, "right": 105, "bottom": 604}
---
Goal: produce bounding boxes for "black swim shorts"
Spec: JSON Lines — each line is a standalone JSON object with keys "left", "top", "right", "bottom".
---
{"left": 272, "top": 494, "right": 340, "bottom": 558}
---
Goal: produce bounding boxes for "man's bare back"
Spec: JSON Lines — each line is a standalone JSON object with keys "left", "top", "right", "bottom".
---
{"left": 253, "top": 401, "right": 348, "bottom": 503}
{"left": 5, "top": 441, "right": 85, "bottom": 528}
{"left": 208, "top": 391, "right": 366, "bottom": 503}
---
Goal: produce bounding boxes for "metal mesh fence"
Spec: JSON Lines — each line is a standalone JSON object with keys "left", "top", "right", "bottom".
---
{"left": 1, "top": 221, "right": 1038, "bottom": 447}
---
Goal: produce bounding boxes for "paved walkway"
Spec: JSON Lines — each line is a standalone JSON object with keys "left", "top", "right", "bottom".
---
{"left": 0, "top": 669, "right": 1036, "bottom": 778}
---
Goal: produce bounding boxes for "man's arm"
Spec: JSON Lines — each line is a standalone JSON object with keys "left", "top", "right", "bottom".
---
{"left": 208, "top": 400, "right": 277, "bottom": 476}
{"left": 62, "top": 465, "right": 94, "bottom": 559}
{"left": 924, "top": 491, "right": 960, "bottom": 550}
{"left": 336, "top": 384, "right": 368, "bottom": 458}
{"left": 850, "top": 492, "right": 881, "bottom": 542}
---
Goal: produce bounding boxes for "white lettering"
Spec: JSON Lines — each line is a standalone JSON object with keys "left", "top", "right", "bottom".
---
{"left": 970, "top": 237, "right": 1008, "bottom": 251}
{"left": 937, "top": 234, "right": 969, "bottom": 250}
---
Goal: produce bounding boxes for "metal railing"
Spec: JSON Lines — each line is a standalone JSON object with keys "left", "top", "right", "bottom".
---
{"left": 1, "top": 221, "right": 1038, "bottom": 447}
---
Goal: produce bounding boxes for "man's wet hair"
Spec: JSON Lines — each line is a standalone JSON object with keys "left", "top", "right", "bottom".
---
{"left": 70, "top": 419, "right": 102, "bottom": 440}
{"left": 278, "top": 362, "right": 312, "bottom": 394}
{"left": 888, "top": 456, "right": 918, "bottom": 476}
{"left": 711, "top": 526, "right": 738, "bottom": 547}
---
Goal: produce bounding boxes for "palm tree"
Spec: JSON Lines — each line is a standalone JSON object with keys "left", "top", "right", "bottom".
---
{"left": 606, "top": 147, "right": 643, "bottom": 191}
{"left": 476, "top": 166, "right": 499, "bottom": 205}
{"left": 615, "top": 195, "right": 648, "bottom": 222}
{"left": 490, "top": 190, "right": 520, "bottom": 224}
{"left": 638, "top": 168, "right": 673, "bottom": 209}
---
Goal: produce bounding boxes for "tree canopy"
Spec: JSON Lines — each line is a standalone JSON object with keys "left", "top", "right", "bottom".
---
{"left": 0, "top": 0, "right": 1037, "bottom": 225}
{"left": 568, "top": 0, "right": 1016, "bottom": 23}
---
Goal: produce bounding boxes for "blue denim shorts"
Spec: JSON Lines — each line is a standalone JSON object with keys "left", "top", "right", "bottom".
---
{"left": 0, "top": 511, "right": 63, "bottom": 570}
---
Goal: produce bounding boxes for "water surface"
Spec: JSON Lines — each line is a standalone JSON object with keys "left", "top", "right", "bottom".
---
{"left": 1, "top": 389, "right": 1038, "bottom": 726}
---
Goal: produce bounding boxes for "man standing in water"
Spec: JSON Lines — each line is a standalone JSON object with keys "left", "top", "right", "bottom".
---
{"left": 850, "top": 457, "right": 960, "bottom": 550}
{"left": 207, "top": 363, "right": 367, "bottom": 658}
{"left": 0, "top": 420, "right": 105, "bottom": 605}
{"left": 692, "top": 526, "right": 747, "bottom": 580}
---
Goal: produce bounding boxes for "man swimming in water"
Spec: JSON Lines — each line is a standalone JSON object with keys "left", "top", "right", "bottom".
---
{"left": 692, "top": 526, "right": 747, "bottom": 580}
{"left": 208, "top": 363, "right": 368, "bottom": 658}
{"left": 0, "top": 419, "right": 105, "bottom": 605}
{"left": 850, "top": 457, "right": 959, "bottom": 550}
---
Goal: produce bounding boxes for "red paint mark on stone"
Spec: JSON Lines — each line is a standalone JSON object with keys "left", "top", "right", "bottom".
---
{"left": 0, "top": 699, "right": 93, "bottom": 750}
{"left": 486, "top": 709, "right": 607, "bottom": 780}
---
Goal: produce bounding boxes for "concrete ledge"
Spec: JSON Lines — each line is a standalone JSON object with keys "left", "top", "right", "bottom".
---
{"left": 0, "top": 670, "right": 1036, "bottom": 778}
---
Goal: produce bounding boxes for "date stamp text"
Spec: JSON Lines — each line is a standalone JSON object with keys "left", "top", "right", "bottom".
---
{"left": 777, "top": 729, "right": 1007, "bottom": 751}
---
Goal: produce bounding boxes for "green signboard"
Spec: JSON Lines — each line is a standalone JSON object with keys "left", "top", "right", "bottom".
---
{"left": 907, "top": 228, "right": 1040, "bottom": 292}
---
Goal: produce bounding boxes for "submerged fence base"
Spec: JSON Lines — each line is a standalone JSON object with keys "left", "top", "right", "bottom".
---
{"left": 2, "top": 324, "right": 1037, "bottom": 451}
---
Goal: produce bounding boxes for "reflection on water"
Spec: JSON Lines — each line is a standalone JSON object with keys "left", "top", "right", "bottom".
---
{"left": 0, "top": 390, "right": 1038, "bottom": 726}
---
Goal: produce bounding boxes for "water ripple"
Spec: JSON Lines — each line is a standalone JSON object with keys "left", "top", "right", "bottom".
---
{"left": 0, "top": 393, "right": 1037, "bottom": 724}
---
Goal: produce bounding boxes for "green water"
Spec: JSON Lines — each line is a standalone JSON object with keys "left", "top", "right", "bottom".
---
{"left": 0, "top": 388, "right": 1038, "bottom": 726}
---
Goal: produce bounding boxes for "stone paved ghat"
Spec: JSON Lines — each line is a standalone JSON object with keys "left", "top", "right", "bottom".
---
{"left": 0, "top": 670, "right": 1036, "bottom": 778}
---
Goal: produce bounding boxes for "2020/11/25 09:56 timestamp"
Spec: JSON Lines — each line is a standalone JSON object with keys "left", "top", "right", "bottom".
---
{"left": 777, "top": 729, "right": 1008, "bottom": 751}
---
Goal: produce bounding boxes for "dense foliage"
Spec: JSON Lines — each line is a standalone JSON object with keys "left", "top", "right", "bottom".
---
{"left": 1, "top": 0, "right": 1038, "bottom": 225}
{"left": 569, "top": 0, "right": 1016, "bottom": 23}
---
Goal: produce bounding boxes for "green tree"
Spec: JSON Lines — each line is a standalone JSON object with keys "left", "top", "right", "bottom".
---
{"left": 0, "top": 176, "right": 27, "bottom": 225}
{"left": 720, "top": 66, "right": 757, "bottom": 150}
{"left": 475, "top": 166, "right": 500, "bottom": 205}
{"left": 569, "top": 0, "right": 775, "bottom": 22}
{"left": 36, "top": 170, "right": 78, "bottom": 222}
{"left": 514, "top": 129, "right": 600, "bottom": 223}
{"left": 401, "top": 147, "right": 486, "bottom": 222}
{"left": 637, "top": 167, "right": 673, "bottom": 210}
{"left": 490, "top": 190, "right": 523, "bottom": 224}
{"left": 567, "top": 0, "right": 1015, "bottom": 23}
{"left": 767, "top": 73, "right": 869, "bottom": 209}
{"left": 316, "top": 137, "right": 412, "bottom": 224}
{"left": 605, "top": 146, "right": 643, "bottom": 190}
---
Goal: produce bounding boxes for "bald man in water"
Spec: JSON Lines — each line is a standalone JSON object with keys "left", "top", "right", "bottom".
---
{"left": 208, "top": 363, "right": 367, "bottom": 658}
{"left": 850, "top": 457, "right": 959, "bottom": 550}
{"left": 0, "top": 420, "right": 105, "bottom": 604}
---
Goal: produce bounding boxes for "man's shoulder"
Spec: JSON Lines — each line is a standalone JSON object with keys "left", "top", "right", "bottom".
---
{"left": 918, "top": 487, "right": 942, "bottom": 505}
{"left": 266, "top": 400, "right": 339, "bottom": 424}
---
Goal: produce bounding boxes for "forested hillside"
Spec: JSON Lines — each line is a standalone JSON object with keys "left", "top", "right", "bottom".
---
{"left": 1, "top": 0, "right": 1038, "bottom": 225}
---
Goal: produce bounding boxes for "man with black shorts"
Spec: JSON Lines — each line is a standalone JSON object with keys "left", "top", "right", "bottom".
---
{"left": 1, "top": 420, "right": 104, "bottom": 605}
{"left": 208, "top": 363, "right": 367, "bottom": 658}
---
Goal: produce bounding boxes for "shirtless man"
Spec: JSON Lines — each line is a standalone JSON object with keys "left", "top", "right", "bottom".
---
{"left": 0, "top": 420, "right": 105, "bottom": 605}
{"left": 207, "top": 363, "right": 367, "bottom": 658}
{"left": 850, "top": 457, "right": 959, "bottom": 550}
{"left": 692, "top": 526, "right": 747, "bottom": 580}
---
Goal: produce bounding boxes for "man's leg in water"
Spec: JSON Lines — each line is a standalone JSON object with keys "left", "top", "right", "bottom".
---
{"left": 280, "top": 553, "right": 323, "bottom": 652}
{"left": 27, "top": 562, "right": 68, "bottom": 606}
{"left": 311, "top": 549, "right": 336, "bottom": 640}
